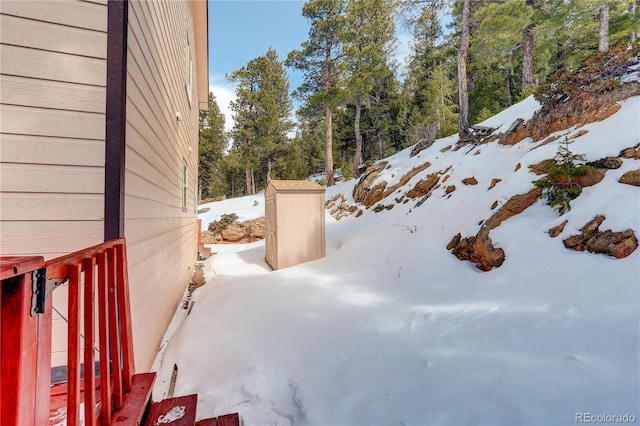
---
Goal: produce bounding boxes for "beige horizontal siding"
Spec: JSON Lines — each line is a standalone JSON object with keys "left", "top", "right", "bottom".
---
{"left": 0, "top": 134, "right": 104, "bottom": 166}
{"left": 1, "top": 75, "right": 105, "bottom": 112}
{"left": 0, "top": 221, "right": 103, "bottom": 257}
{"left": 0, "top": 105, "right": 105, "bottom": 139}
{"left": 0, "top": 13, "right": 106, "bottom": 58}
{"left": 0, "top": 0, "right": 107, "bottom": 31}
{"left": 125, "top": 0, "right": 200, "bottom": 371}
{"left": 0, "top": 163, "right": 103, "bottom": 193}
{"left": 0, "top": 44, "right": 106, "bottom": 86}
{"left": 0, "top": 193, "right": 103, "bottom": 221}
{"left": 0, "top": 0, "right": 106, "bottom": 275}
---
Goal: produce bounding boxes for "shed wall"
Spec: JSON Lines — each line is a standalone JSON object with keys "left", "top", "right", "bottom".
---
{"left": 275, "top": 192, "right": 326, "bottom": 269}
{"left": 265, "top": 181, "right": 326, "bottom": 270}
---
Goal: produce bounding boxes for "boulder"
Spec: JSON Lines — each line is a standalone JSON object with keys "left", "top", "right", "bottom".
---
{"left": 563, "top": 215, "right": 637, "bottom": 259}
{"left": 462, "top": 177, "right": 478, "bottom": 186}
{"left": 488, "top": 178, "right": 502, "bottom": 190}
{"left": 449, "top": 233, "right": 505, "bottom": 272}
{"left": 548, "top": 220, "right": 568, "bottom": 238}
{"left": 352, "top": 161, "right": 388, "bottom": 206}
{"left": 482, "top": 187, "right": 543, "bottom": 231}
{"left": 619, "top": 169, "right": 640, "bottom": 186}
{"left": 221, "top": 223, "right": 245, "bottom": 242}
{"left": 406, "top": 174, "right": 439, "bottom": 198}
{"left": 587, "top": 157, "right": 623, "bottom": 169}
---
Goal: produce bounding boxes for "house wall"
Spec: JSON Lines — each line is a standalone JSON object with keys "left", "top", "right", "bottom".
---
{"left": 0, "top": 0, "right": 108, "bottom": 367}
{"left": 0, "top": 0, "right": 107, "bottom": 259}
{"left": 125, "top": 0, "right": 200, "bottom": 371}
{"left": 0, "top": 0, "right": 205, "bottom": 371}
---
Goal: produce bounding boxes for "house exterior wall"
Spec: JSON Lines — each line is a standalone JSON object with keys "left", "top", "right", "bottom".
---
{"left": 0, "top": 0, "right": 107, "bottom": 259}
{"left": 0, "top": 1, "right": 108, "bottom": 367}
{"left": 0, "top": 0, "right": 207, "bottom": 371}
{"left": 265, "top": 181, "right": 326, "bottom": 270}
{"left": 125, "top": 0, "right": 201, "bottom": 371}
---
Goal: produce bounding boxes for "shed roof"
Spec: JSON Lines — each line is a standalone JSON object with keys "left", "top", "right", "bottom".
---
{"left": 267, "top": 180, "right": 325, "bottom": 193}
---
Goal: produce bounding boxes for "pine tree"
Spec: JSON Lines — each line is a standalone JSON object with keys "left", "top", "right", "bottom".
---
{"left": 286, "top": 0, "right": 347, "bottom": 186}
{"left": 228, "top": 48, "right": 293, "bottom": 195}
{"left": 343, "top": 0, "right": 399, "bottom": 175}
{"left": 198, "top": 92, "right": 228, "bottom": 199}
{"left": 533, "top": 137, "right": 595, "bottom": 215}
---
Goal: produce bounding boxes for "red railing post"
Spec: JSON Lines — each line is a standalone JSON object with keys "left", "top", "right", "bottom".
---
{"left": 107, "top": 247, "right": 124, "bottom": 409}
{"left": 83, "top": 257, "right": 97, "bottom": 426}
{"left": 0, "top": 256, "right": 49, "bottom": 425}
{"left": 1, "top": 238, "right": 137, "bottom": 425}
{"left": 97, "top": 251, "right": 112, "bottom": 424}
{"left": 67, "top": 263, "right": 82, "bottom": 425}
{"left": 116, "top": 241, "right": 135, "bottom": 390}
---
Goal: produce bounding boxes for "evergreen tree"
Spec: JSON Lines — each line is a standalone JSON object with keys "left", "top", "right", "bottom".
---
{"left": 403, "top": 2, "right": 458, "bottom": 141}
{"left": 228, "top": 48, "right": 294, "bottom": 195}
{"left": 198, "top": 92, "right": 228, "bottom": 199}
{"left": 286, "top": 0, "right": 347, "bottom": 186}
{"left": 343, "top": 0, "right": 399, "bottom": 175}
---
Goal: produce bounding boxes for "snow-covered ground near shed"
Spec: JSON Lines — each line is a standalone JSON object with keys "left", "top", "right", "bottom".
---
{"left": 152, "top": 95, "right": 640, "bottom": 426}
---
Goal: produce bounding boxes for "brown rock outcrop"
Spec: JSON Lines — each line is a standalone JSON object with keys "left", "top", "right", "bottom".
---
{"left": 406, "top": 174, "right": 440, "bottom": 198}
{"left": 449, "top": 233, "right": 506, "bottom": 272}
{"left": 619, "top": 169, "right": 640, "bottom": 186}
{"left": 563, "top": 215, "right": 638, "bottom": 259}
{"left": 482, "top": 187, "right": 543, "bottom": 232}
{"left": 448, "top": 187, "right": 543, "bottom": 271}
{"left": 352, "top": 160, "right": 432, "bottom": 208}
{"left": 587, "top": 157, "right": 623, "bottom": 169}
{"left": 488, "top": 178, "right": 502, "bottom": 190}
{"left": 620, "top": 143, "right": 640, "bottom": 159}
{"left": 207, "top": 215, "right": 266, "bottom": 244}
{"left": 558, "top": 169, "right": 605, "bottom": 188}
{"left": 548, "top": 220, "right": 568, "bottom": 238}
{"left": 352, "top": 161, "right": 389, "bottom": 207}
{"left": 498, "top": 82, "right": 640, "bottom": 146}
{"left": 462, "top": 177, "right": 478, "bottom": 186}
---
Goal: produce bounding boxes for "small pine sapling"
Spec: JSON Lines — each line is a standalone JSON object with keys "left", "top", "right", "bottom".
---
{"left": 533, "top": 137, "right": 596, "bottom": 215}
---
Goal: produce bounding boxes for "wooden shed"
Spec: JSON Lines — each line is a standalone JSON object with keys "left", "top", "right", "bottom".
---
{"left": 265, "top": 180, "right": 326, "bottom": 270}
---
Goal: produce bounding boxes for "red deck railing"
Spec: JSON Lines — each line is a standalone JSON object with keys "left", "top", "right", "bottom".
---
{"left": 0, "top": 238, "right": 136, "bottom": 426}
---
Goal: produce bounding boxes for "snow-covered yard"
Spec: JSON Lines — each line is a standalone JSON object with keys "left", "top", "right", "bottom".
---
{"left": 152, "top": 95, "right": 639, "bottom": 425}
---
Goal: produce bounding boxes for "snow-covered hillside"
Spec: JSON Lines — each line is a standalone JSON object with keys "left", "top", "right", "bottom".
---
{"left": 152, "top": 94, "right": 640, "bottom": 425}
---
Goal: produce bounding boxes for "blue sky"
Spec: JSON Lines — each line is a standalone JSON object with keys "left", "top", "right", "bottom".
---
{"left": 208, "top": 1, "right": 310, "bottom": 130}
{"left": 208, "top": 0, "right": 412, "bottom": 131}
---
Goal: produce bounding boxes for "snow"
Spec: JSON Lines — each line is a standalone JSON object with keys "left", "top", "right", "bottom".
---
{"left": 156, "top": 406, "right": 187, "bottom": 424}
{"left": 152, "top": 95, "right": 640, "bottom": 425}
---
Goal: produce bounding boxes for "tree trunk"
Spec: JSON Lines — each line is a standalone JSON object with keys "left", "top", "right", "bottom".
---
{"left": 326, "top": 104, "right": 334, "bottom": 186}
{"left": 505, "top": 68, "right": 513, "bottom": 106}
{"left": 599, "top": 2, "right": 609, "bottom": 52}
{"left": 324, "top": 44, "right": 335, "bottom": 187}
{"left": 245, "top": 162, "right": 253, "bottom": 195}
{"left": 377, "top": 127, "right": 384, "bottom": 160}
{"left": 522, "top": 24, "right": 534, "bottom": 90}
{"left": 353, "top": 96, "right": 363, "bottom": 177}
{"left": 267, "top": 158, "right": 272, "bottom": 182}
{"left": 457, "top": 0, "right": 471, "bottom": 141}
{"left": 632, "top": 0, "right": 637, "bottom": 43}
